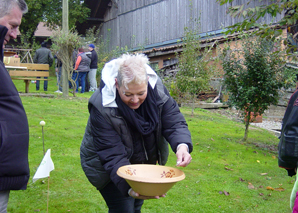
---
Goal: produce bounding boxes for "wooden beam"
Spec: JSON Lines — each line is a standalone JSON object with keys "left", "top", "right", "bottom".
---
{"left": 91, "top": 0, "right": 102, "bottom": 18}
{"left": 87, "top": 18, "right": 104, "bottom": 22}
{"left": 20, "top": 63, "right": 49, "bottom": 70}
{"left": 9, "top": 70, "right": 49, "bottom": 77}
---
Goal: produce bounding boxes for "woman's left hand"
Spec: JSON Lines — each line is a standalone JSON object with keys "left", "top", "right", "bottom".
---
{"left": 128, "top": 188, "right": 166, "bottom": 200}
{"left": 176, "top": 145, "right": 192, "bottom": 167}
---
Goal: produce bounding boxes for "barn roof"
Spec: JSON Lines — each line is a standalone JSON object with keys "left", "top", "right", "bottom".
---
{"left": 34, "top": 22, "right": 53, "bottom": 37}
{"left": 76, "top": 0, "right": 111, "bottom": 35}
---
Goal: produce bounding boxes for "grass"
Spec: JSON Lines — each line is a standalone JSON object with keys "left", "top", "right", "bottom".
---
{"left": 7, "top": 77, "right": 294, "bottom": 212}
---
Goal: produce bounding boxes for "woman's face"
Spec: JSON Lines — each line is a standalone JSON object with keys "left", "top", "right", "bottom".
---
{"left": 116, "top": 79, "right": 148, "bottom": 110}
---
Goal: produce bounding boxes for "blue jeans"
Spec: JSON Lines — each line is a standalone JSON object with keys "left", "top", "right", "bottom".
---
{"left": 36, "top": 77, "right": 48, "bottom": 91}
{"left": 99, "top": 181, "right": 144, "bottom": 213}
{"left": 0, "top": 190, "right": 10, "bottom": 213}
{"left": 72, "top": 72, "right": 87, "bottom": 93}
{"left": 56, "top": 66, "right": 62, "bottom": 91}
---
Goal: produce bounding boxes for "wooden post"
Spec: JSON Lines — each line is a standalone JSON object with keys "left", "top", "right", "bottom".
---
{"left": 62, "top": 0, "right": 69, "bottom": 97}
{"left": 24, "top": 79, "right": 30, "bottom": 93}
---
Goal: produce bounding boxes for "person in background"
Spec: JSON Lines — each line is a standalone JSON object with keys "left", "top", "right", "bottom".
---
{"left": 73, "top": 48, "right": 91, "bottom": 93}
{"left": 69, "top": 49, "right": 78, "bottom": 89}
{"left": 88, "top": 43, "right": 98, "bottom": 92}
{"left": 279, "top": 77, "right": 298, "bottom": 212}
{"left": 54, "top": 54, "right": 62, "bottom": 93}
{"left": 0, "top": 1, "right": 29, "bottom": 212}
{"left": 80, "top": 53, "right": 193, "bottom": 212}
{"left": 34, "top": 41, "right": 53, "bottom": 91}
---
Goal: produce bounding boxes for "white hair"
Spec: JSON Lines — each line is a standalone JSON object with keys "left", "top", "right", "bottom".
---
{"left": 117, "top": 53, "right": 149, "bottom": 89}
{"left": 0, "top": 0, "right": 28, "bottom": 19}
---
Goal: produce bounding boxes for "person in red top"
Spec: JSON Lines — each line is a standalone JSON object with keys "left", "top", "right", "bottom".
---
{"left": 72, "top": 48, "right": 91, "bottom": 93}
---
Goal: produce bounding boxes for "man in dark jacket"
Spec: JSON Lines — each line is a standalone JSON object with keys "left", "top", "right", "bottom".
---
{"left": 34, "top": 41, "right": 53, "bottom": 91}
{"left": 0, "top": 1, "right": 29, "bottom": 212}
{"left": 88, "top": 44, "right": 98, "bottom": 92}
{"left": 278, "top": 79, "right": 298, "bottom": 177}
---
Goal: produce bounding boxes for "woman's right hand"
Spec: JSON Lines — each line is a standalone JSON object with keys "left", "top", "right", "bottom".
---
{"left": 128, "top": 188, "right": 166, "bottom": 200}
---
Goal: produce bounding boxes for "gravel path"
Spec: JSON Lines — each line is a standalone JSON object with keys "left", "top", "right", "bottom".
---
{"left": 250, "top": 121, "right": 281, "bottom": 136}
{"left": 207, "top": 106, "right": 285, "bottom": 136}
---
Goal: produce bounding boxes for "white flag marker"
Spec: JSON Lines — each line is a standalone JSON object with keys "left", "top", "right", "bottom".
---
{"left": 33, "top": 149, "right": 54, "bottom": 183}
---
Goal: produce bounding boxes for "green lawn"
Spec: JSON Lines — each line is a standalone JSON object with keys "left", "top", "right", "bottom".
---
{"left": 6, "top": 77, "right": 294, "bottom": 212}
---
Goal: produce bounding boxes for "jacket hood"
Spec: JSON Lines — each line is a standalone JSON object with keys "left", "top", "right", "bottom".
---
{"left": 0, "top": 25, "right": 8, "bottom": 62}
{"left": 85, "top": 51, "right": 92, "bottom": 59}
{"left": 101, "top": 59, "right": 158, "bottom": 107}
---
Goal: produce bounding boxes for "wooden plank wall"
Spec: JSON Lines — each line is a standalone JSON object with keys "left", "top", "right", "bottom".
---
{"left": 101, "top": 0, "right": 283, "bottom": 51}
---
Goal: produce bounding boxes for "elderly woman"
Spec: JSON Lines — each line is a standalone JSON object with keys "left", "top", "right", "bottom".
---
{"left": 80, "top": 53, "right": 193, "bottom": 212}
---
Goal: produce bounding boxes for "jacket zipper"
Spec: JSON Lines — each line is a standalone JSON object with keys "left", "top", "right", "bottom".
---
{"left": 141, "top": 136, "right": 149, "bottom": 161}
{"left": 156, "top": 103, "right": 163, "bottom": 164}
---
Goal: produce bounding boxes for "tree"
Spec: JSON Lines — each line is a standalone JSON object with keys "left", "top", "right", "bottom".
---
{"left": 216, "top": 0, "right": 298, "bottom": 42}
{"left": 51, "top": 29, "right": 82, "bottom": 97}
{"left": 19, "top": 0, "right": 90, "bottom": 45}
{"left": 177, "top": 26, "right": 214, "bottom": 116}
{"left": 220, "top": 33, "right": 295, "bottom": 141}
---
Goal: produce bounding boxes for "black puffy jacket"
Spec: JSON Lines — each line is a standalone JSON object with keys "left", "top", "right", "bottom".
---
{"left": 0, "top": 25, "right": 30, "bottom": 191}
{"left": 278, "top": 88, "right": 298, "bottom": 176}
{"left": 80, "top": 78, "right": 192, "bottom": 196}
{"left": 89, "top": 50, "right": 98, "bottom": 69}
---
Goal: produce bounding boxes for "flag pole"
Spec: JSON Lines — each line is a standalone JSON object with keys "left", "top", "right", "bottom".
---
{"left": 42, "top": 126, "right": 45, "bottom": 155}
{"left": 47, "top": 176, "right": 50, "bottom": 213}
{"left": 39, "top": 121, "right": 46, "bottom": 155}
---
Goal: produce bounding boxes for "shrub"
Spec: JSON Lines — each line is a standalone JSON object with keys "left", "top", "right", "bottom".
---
{"left": 220, "top": 33, "right": 296, "bottom": 141}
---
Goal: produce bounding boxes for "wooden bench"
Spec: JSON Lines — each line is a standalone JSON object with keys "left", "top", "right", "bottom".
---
{"left": 7, "top": 63, "right": 50, "bottom": 93}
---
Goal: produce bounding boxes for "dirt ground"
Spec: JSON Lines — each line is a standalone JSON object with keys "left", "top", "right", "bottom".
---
{"left": 206, "top": 105, "right": 286, "bottom": 123}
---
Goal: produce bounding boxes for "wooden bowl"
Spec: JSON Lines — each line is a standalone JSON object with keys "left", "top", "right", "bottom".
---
{"left": 117, "top": 164, "right": 185, "bottom": 196}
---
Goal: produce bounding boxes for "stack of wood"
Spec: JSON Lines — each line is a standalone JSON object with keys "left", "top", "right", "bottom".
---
{"left": 197, "top": 91, "right": 218, "bottom": 101}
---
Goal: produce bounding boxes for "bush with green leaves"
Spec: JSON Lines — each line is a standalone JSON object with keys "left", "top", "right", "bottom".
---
{"left": 51, "top": 28, "right": 82, "bottom": 96}
{"left": 17, "top": 32, "right": 40, "bottom": 60}
{"left": 177, "top": 26, "right": 214, "bottom": 116}
{"left": 220, "top": 34, "right": 296, "bottom": 141}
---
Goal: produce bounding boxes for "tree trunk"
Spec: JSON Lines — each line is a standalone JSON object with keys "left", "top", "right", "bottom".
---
{"left": 243, "top": 111, "right": 251, "bottom": 141}
{"left": 191, "top": 94, "right": 195, "bottom": 116}
{"left": 62, "top": 65, "right": 69, "bottom": 97}
{"left": 244, "top": 121, "right": 249, "bottom": 141}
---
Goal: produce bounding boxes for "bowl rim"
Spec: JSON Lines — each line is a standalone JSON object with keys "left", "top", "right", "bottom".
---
{"left": 116, "top": 164, "right": 185, "bottom": 183}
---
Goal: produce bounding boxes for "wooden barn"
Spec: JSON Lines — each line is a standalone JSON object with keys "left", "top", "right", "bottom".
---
{"left": 96, "top": 0, "right": 283, "bottom": 69}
